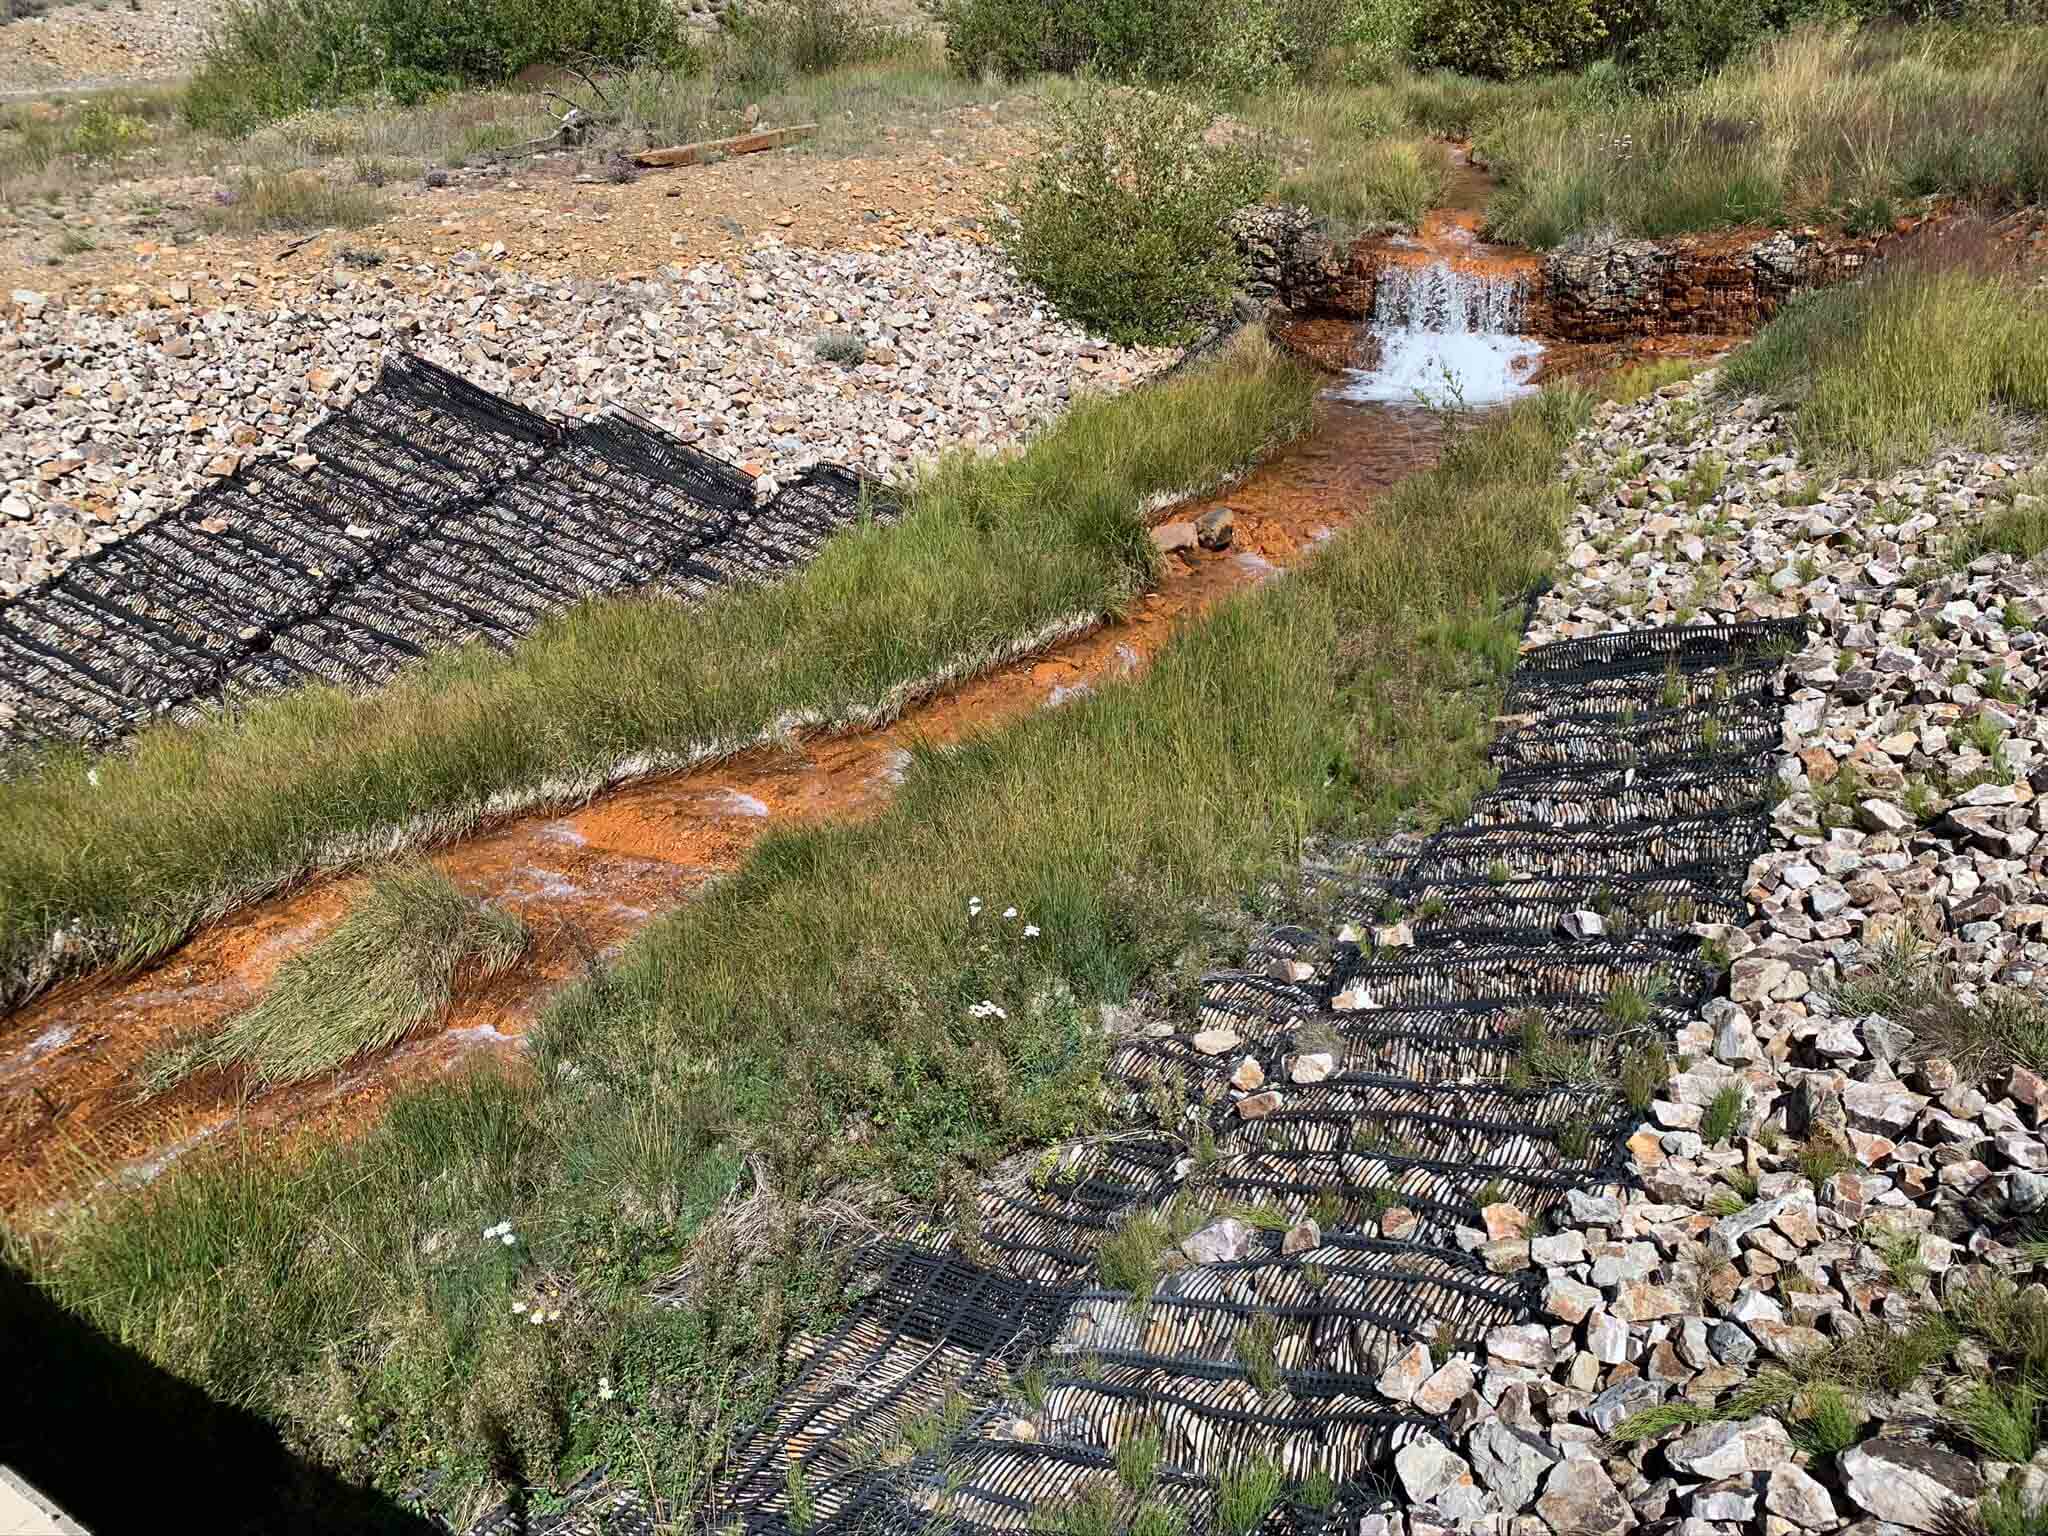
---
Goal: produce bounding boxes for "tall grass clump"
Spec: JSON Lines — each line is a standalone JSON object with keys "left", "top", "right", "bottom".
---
{"left": 201, "top": 170, "right": 391, "bottom": 232}
{"left": 1718, "top": 226, "right": 2048, "bottom": 471}
{"left": 18, "top": 382, "right": 1591, "bottom": 1519}
{"left": 184, "top": 0, "right": 693, "bottom": 135}
{"left": 0, "top": 333, "right": 1315, "bottom": 1011}
{"left": 1273, "top": 134, "right": 1449, "bottom": 236}
{"left": 1002, "top": 82, "right": 1268, "bottom": 345}
{"left": 149, "top": 865, "right": 527, "bottom": 1090}
{"left": 1482, "top": 23, "right": 2048, "bottom": 246}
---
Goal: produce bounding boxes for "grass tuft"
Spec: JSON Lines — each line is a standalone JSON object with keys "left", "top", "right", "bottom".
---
{"left": 200, "top": 171, "right": 390, "bottom": 233}
{"left": 149, "top": 864, "right": 526, "bottom": 1088}
{"left": 1699, "top": 1083, "right": 1745, "bottom": 1145}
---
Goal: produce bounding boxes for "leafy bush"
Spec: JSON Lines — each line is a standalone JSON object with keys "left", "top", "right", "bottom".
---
{"left": 1001, "top": 83, "right": 1268, "bottom": 345}
{"left": 941, "top": 0, "right": 1354, "bottom": 87}
{"left": 66, "top": 102, "right": 151, "bottom": 162}
{"left": 1407, "top": 0, "right": 1620, "bottom": 78}
{"left": 716, "top": 0, "right": 915, "bottom": 95}
{"left": 185, "top": 0, "right": 692, "bottom": 135}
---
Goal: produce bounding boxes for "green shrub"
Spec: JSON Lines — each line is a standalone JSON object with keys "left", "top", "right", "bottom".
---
{"left": 940, "top": 0, "right": 1351, "bottom": 87}
{"left": 1001, "top": 83, "right": 1267, "bottom": 346}
{"left": 1622, "top": 0, "right": 1769, "bottom": 90}
{"left": 185, "top": 0, "right": 693, "bottom": 135}
{"left": 66, "top": 101, "right": 151, "bottom": 162}
{"left": 716, "top": 0, "right": 914, "bottom": 95}
{"left": 1407, "top": 0, "right": 1619, "bottom": 78}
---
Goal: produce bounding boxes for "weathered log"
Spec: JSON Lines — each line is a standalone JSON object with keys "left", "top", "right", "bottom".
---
{"left": 633, "top": 123, "right": 817, "bottom": 169}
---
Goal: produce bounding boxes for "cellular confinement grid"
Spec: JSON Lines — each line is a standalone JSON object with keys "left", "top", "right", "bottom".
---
{"left": 702, "top": 618, "right": 1800, "bottom": 1536}
{"left": 0, "top": 352, "right": 891, "bottom": 756}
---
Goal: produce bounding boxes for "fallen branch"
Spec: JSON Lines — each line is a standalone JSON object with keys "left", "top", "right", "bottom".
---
{"left": 275, "top": 228, "right": 330, "bottom": 260}
{"left": 633, "top": 123, "right": 817, "bottom": 170}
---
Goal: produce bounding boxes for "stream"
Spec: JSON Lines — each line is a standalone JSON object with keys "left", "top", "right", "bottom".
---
{"left": 0, "top": 155, "right": 1588, "bottom": 1212}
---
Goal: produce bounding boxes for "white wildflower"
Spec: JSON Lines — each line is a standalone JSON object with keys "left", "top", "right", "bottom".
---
{"left": 597, "top": 1376, "right": 616, "bottom": 1403}
{"left": 1023, "top": 925, "right": 1040, "bottom": 938}
{"left": 1003, "top": 906, "right": 1018, "bottom": 919}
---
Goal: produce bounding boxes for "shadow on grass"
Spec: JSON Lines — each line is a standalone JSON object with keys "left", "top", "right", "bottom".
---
{"left": 0, "top": 1259, "right": 439, "bottom": 1535}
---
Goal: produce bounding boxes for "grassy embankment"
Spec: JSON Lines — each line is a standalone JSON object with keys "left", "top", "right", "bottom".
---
{"left": 11, "top": 368, "right": 1602, "bottom": 1521}
{"left": 0, "top": 332, "right": 1315, "bottom": 1005}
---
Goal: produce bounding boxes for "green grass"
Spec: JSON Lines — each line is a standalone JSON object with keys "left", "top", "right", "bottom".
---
{"left": 1619, "top": 1040, "right": 1669, "bottom": 1112}
{"left": 1829, "top": 938, "right": 2048, "bottom": 1077}
{"left": 1505, "top": 1009, "right": 1606, "bottom": 1090}
{"left": 1699, "top": 1083, "right": 1745, "bottom": 1145}
{"left": 200, "top": 170, "right": 391, "bottom": 233}
{"left": 146, "top": 865, "right": 526, "bottom": 1090}
{"left": 1954, "top": 472, "right": 2048, "bottom": 568}
{"left": 1216, "top": 1457, "right": 1285, "bottom": 1536}
{"left": 12, "top": 384, "right": 1592, "bottom": 1519}
{"left": 1242, "top": 87, "right": 1454, "bottom": 237}
{"left": 1274, "top": 137, "right": 1449, "bottom": 239}
{"left": 0, "top": 331, "right": 1315, "bottom": 1011}
{"left": 1787, "top": 1382, "right": 1863, "bottom": 1460}
{"left": 1482, "top": 22, "right": 2048, "bottom": 247}
{"left": 1717, "top": 226, "right": 2048, "bottom": 473}
{"left": 1610, "top": 1312, "right": 1959, "bottom": 1445}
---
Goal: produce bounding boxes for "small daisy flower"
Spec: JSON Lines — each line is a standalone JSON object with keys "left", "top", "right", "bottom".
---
{"left": 501, "top": 1231, "right": 517, "bottom": 1247}
{"left": 1023, "top": 925, "right": 1040, "bottom": 939}
{"left": 512, "top": 1299, "right": 528, "bottom": 1313}
{"left": 597, "top": 1376, "right": 616, "bottom": 1403}
{"left": 1003, "top": 906, "right": 1018, "bottom": 919}
{"left": 967, "top": 896, "right": 983, "bottom": 916}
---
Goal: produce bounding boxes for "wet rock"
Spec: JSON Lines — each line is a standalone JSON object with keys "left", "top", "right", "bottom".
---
{"left": 1196, "top": 507, "right": 1235, "bottom": 550}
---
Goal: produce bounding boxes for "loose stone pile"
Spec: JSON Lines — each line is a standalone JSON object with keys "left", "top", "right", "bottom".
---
{"left": 0, "top": 0, "right": 219, "bottom": 94}
{"left": 1, "top": 236, "right": 1172, "bottom": 596}
{"left": 1536, "top": 380, "right": 2047, "bottom": 1019}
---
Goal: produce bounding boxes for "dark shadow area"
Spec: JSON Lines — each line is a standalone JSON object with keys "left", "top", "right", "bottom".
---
{"left": 0, "top": 1259, "right": 444, "bottom": 1535}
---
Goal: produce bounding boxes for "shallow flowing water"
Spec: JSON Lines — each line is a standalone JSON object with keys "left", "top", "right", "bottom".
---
{"left": 1333, "top": 261, "right": 1544, "bottom": 407}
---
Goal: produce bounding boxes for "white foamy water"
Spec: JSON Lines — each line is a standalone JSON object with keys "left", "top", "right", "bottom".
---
{"left": 1333, "top": 262, "right": 1543, "bottom": 407}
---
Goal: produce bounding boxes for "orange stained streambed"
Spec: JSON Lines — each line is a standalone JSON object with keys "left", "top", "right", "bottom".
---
{"left": 0, "top": 388, "right": 1454, "bottom": 1216}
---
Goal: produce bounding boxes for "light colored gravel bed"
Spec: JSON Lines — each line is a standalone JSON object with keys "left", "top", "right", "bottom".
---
{"left": 1, "top": 233, "right": 1173, "bottom": 595}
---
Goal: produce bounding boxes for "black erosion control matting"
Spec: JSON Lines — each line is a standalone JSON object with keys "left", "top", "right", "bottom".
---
{"left": 0, "top": 353, "right": 891, "bottom": 757}
{"left": 685, "top": 617, "right": 1801, "bottom": 1536}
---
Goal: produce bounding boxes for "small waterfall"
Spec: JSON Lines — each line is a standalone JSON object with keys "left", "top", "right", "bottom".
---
{"left": 1333, "top": 260, "right": 1543, "bottom": 408}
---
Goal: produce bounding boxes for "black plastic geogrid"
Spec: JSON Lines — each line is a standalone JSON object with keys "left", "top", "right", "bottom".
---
{"left": 0, "top": 354, "right": 891, "bottom": 757}
{"left": 698, "top": 621, "right": 1797, "bottom": 1536}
